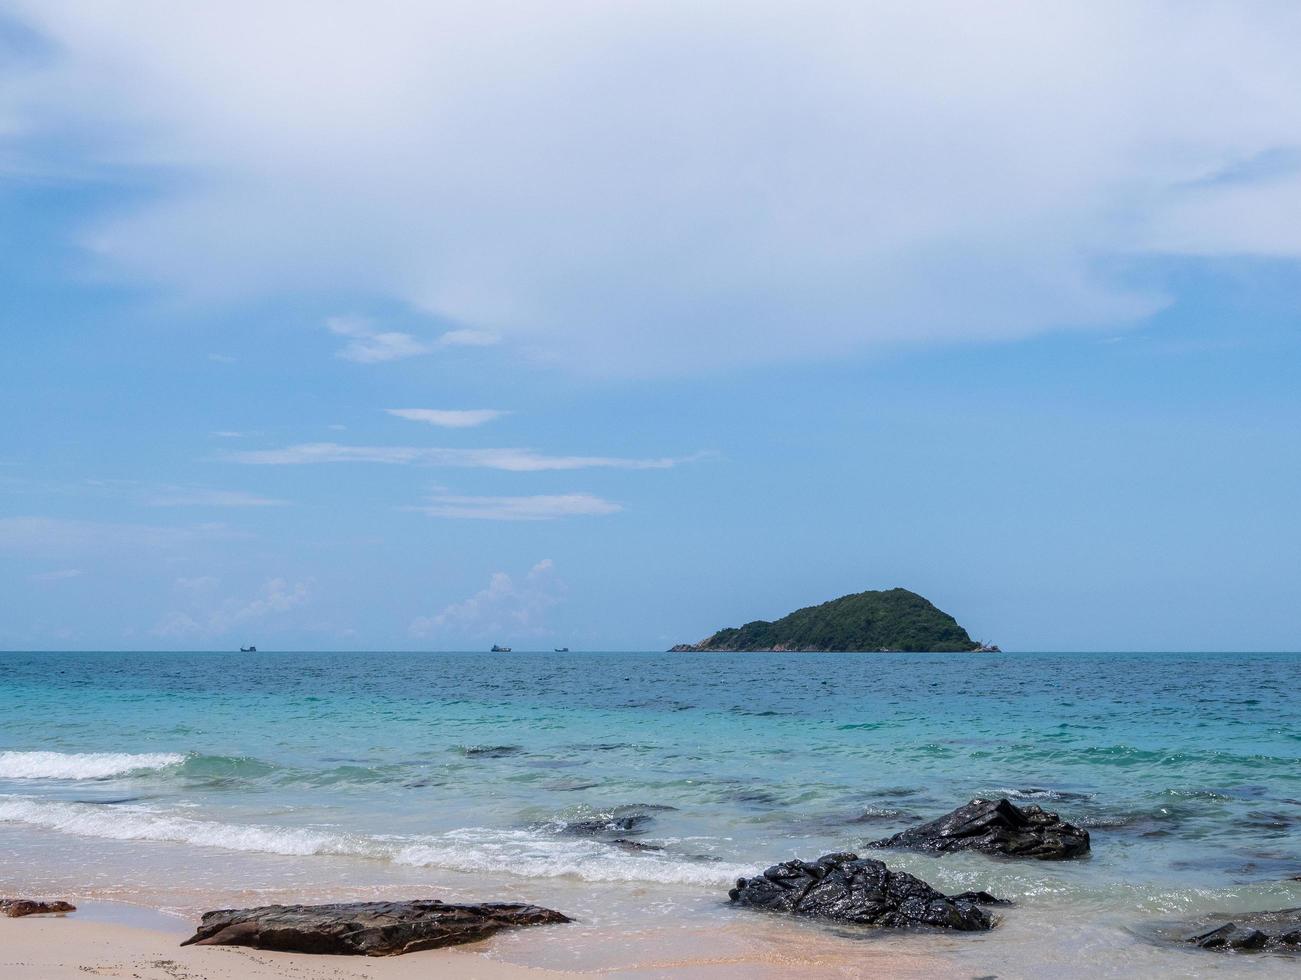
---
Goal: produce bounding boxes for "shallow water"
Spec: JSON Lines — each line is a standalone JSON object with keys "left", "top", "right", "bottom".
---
{"left": 0, "top": 651, "right": 1297, "bottom": 976}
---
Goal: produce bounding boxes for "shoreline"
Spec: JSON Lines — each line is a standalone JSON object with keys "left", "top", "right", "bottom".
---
{"left": 0, "top": 901, "right": 955, "bottom": 978}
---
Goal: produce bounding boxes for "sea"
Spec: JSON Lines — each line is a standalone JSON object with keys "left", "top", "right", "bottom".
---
{"left": 0, "top": 650, "right": 1297, "bottom": 977}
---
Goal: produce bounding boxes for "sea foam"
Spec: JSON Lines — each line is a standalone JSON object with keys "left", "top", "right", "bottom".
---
{"left": 0, "top": 751, "right": 186, "bottom": 780}
{"left": 0, "top": 795, "right": 749, "bottom": 887}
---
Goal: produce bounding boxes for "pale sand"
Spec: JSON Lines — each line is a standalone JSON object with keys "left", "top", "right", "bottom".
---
{"left": 0, "top": 912, "right": 958, "bottom": 979}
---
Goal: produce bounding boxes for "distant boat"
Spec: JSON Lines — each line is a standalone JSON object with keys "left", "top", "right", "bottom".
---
{"left": 554, "top": 647, "right": 570, "bottom": 652}
{"left": 240, "top": 645, "right": 257, "bottom": 653}
{"left": 490, "top": 644, "right": 512, "bottom": 653}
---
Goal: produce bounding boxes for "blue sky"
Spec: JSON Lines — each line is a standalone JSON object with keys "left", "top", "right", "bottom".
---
{"left": 2, "top": 2, "right": 1299, "bottom": 651}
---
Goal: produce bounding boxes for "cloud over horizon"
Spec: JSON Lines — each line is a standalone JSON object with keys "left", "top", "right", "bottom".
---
{"left": 221, "top": 443, "right": 703, "bottom": 471}
{"left": 409, "top": 492, "right": 620, "bottom": 520}
{"left": 6, "top": 2, "right": 1301, "bottom": 374}
{"left": 387, "top": 408, "right": 508, "bottom": 428}
{"left": 410, "top": 559, "right": 563, "bottom": 639}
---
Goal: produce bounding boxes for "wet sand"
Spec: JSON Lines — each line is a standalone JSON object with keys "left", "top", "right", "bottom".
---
{"left": 0, "top": 905, "right": 955, "bottom": 979}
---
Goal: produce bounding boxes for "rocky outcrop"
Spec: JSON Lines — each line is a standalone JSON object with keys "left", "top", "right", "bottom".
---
{"left": 180, "top": 900, "right": 571, "bottom": 956}
{"left": 0, "top": 899, "right": 76, "bottom": 917}
{"left": 1185, "top": 909, "right": 1301, "bottom": 953}
{"left": 728, "top": 852, "right": 996, "bottom": 931}
{"left": 870, "top": 798, "right": 1090, "bottom": 860}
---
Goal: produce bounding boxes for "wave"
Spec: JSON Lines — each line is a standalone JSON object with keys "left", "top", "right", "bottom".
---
{"left": 0, "top": 795, "right": 748, "bottom": 887}
{"left": 0, "top": 751, "right": 186, "bottom": 780}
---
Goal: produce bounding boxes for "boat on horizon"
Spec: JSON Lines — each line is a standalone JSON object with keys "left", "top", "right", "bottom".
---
{"left": 490, "top": 644, "right": 512, "bottom": 652}
{"left": 554, "top": 647, "right": 569, "bottom": 652}
{"left": 240, "top": 645, "right": 257, "bottom": 653}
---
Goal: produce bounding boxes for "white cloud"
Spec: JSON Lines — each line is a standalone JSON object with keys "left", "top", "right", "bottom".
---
{"left": 438, "top": 329, "right": 499, "bottom": 348}
{"left": 386, "top": 408, "right": 508, "bottom": 428}
{"left": 6, "top": 4, "right": 1301, "bottom": 374}
{"left": 410, "top": 492, "right": 620, "bottom": 520}
{"left": 325, "top": 315, "right": 434, "bottom": 363}
{"left": 174, "top": 575, "right": 219, "bottom": 593}
{"left": 222, "top": 442, "right": 703, "bottom": 470}
{"left": 152, "top": 576, "right": 310, "bottom": 639}
{"left": 29, "top": 568, "right": 85, "bottom": 583}
{"left": 410, "top": 559, "right": 561, "bottom": 639}
{"left": 325, "top": 316, "right": 494, "bottom": 363}
{"left": 0, "top": 517, "right": 246, "bottom": 556}
{"left": 145, "top": 487, "right": 287, "bottom": 507}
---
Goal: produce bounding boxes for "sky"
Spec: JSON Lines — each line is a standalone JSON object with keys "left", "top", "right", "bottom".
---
{"left": 2, "top": 1, "right": 1299, "bottom": 651}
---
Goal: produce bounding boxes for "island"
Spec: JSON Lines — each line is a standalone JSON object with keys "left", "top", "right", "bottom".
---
{"left": 669, "top": 588, "right": 995, "bottom": 652}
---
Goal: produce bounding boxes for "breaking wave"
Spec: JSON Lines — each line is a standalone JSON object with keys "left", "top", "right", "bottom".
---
{"left": 0, "top": 751, "right": 187, "bottom": 780}
{"left": 0, "top": 795, "right": 748, "bottom": 887}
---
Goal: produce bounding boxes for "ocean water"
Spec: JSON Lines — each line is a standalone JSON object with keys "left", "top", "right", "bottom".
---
{"left": 0, "top": 650, "right": 1297, "bottom": 976}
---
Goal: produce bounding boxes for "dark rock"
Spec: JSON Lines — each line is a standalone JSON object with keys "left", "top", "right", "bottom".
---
{"left": 727, "top": 852, "right": 994, "bottom": 931}
{"left": 1190, "top": 924, "right": 1269, "bottom": 951}
{"left": 610, "top": 838, "right": 663, "bottom": 852}
{"left": 180, "top": 900, "right": 570, "bottom": 956}
{"left": 870, "top": 798, "right": 1090, "bottom": 860}
{"left": 458, "top": 745, "right": 522, "bottom": 758}
{"left": 948, "top": 890, "right": 1012, "bottom": 906}
{"left": 547, "top": 803, "right": 673, "bottom": 837}
{"left": 1183, "top": 909, "right": 1301, "bottom": 953}
{"left": 560, "top": 813, "right": 652, "bottom": 835}
{"left": 1, "top": 899, "right": 76, "bottom": 917}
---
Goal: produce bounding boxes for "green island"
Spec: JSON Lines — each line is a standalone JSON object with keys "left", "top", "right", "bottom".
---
{"left": 669, "top": 587, "right": 995, "bottom": 652}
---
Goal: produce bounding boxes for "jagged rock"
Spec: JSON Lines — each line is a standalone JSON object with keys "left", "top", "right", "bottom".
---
{"left": 180, "top": 900, "right": 570, "bottom": 956}
{"left": 948, "top": 890, "right": 1012, "bottom": 906}
{"left": 610, "top": 838, "right": 663, "bottom": 852}
{"left": 870, "top": 798, "right": 1090, "bottom": 859}
{"left": 728, "top": 852, "right": 994, "bottom": 931}
{"left": 559, "top": 813, "right": 651, "bottom": 835}
{"left": 1185, "top": 909, "right": 1301, "bottom": 953}
{"left": 0, "top": 899, "right": 76, "bottom": 917}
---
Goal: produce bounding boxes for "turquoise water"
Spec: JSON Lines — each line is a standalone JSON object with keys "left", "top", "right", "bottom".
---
{"left": 0, "top": 651, "right": 1297, "bottom": 974}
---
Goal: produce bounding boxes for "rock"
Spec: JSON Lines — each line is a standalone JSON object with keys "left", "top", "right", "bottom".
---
{"left": 458, "top": 745, "right": 522, "bottom": 758}
{"left": 1, "top": 899, "right": 76, "bottom": 917}
{"left": 610, "top": 838, "right": 663, "bottom": 852}
{"left": 547, "top": 804, "right": 671, "bottom": 837}
{"left": 1183, "top": 909, "right": 1301, "bottom": 953}
{"left": 1189, "top": 924, "right": 1269, "bottom": 951}
{"left": 948, "top": 890, "right": 1012, "bottom": 906}
{"left": 870, "top": 798, "right": 1090, "bottom": 860}
{"left": 728, "top": 852, "right": 994, "bottom": 931}
{"left": 180, "top": 900, "right": 570, "bottom": 956}
{"left": 560, "top": 813, "right": 651, "bottom": 835}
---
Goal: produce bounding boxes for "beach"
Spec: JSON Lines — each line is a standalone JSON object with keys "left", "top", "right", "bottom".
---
{"left": 0, "top": 904, "right": 952, "bottom": 979}
{"left": 1, "top": 650, "right": 1298, "bottom": 977}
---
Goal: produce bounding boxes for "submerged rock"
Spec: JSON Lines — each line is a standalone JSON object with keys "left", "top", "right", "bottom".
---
{"left": 948, "top": 890, "right": 1013, "bottom": 906}
{"left": 181, "top": 900, "right": 570, "bottom": 956}
{"left": 1184, "top": 909, "right": 1301, "bottom": 953}
{"left": 610, "top": 837, "right": 664, "bottom": 852}
{"left": 870, "top": 798, "right": 1090, "bottom": 860}
{"left": 559, "top": 813, "right": 652, "bottom": 835}
{"left": 0, "top": 899, "right": 76, "bottom": 917}
{"left": 728, "top": 852, "right": 995, "bottom": 931}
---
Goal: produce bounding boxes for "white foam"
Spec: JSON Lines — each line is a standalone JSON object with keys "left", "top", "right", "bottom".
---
{"left": 0, "top": 796, "right": 749, "bottom": 887}
{"left": 0, "top": 751, "right": 186, "bottom": 779}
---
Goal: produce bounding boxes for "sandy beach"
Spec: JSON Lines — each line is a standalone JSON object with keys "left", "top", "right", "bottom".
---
{"left": 0, "top": 906, "right": 954, "bottom": 980}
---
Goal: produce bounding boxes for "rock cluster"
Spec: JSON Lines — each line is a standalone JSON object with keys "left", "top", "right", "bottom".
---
{"left": 0, "top": 899, "right": 76, "bottom": 917}
{"left": 181, "top": 900, "right": 571, "bottom": 956}
{"left": 1185, "top": 909, "right": 1301, "bottom": 953}
{"left": 728, "top": 852, "right": 997, "bottom": 931}
{"left": 870, "top": 797, "right": 1090, "bottom": 860}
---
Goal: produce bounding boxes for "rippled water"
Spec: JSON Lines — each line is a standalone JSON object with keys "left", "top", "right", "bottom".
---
{"left": 0, "top": 651, "right": 1297, "bottom": 975}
